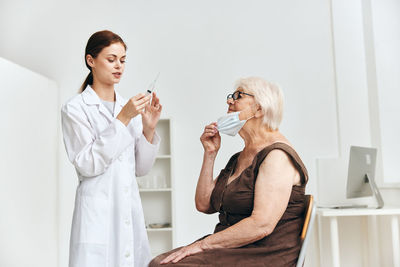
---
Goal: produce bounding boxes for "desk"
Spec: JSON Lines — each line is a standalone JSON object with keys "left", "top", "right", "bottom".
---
{"left": 317, "top": 207, "right": 400, "bottom": 267}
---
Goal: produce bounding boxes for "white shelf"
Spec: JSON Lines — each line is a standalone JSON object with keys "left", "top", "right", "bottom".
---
{"left": 157, "top": 155, "right": 171, "bottom": 159}
{"left": 139, "top": 188, "right": 172, "bottom": 192}
{"left": 142, "top": 118, "right": 174, "bottom": 257}
{"left": 146, "top": 227, "right": 173, "bottom": 232}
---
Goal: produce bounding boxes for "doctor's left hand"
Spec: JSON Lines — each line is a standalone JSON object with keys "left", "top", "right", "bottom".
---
{"left": 160, "top": 240, "right": 206, "bottom": 264}
{"left": 142, "top": 92, "right": 162, "bottom": 141}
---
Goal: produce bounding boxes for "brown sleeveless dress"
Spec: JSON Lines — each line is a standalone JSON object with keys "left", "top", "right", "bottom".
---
{"left": 149, "top": 143, "right": 308, "bottom": 267}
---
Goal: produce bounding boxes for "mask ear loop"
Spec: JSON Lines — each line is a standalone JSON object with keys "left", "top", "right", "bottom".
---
{"left": 247, "top": 102, "right": 262, "bottom": 121}
{"left": 244, "top": 115, "right": 255, "bottom": 122}
{"left": 239, "top": 105, "right": 257, "bottom": 122}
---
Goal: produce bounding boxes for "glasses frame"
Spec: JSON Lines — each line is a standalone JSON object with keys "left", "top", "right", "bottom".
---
{"left": 227, "top": 91, "right": 254, "bottom": 101}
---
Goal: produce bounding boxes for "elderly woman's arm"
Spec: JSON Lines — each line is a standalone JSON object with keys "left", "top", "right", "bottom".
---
{"left": 161, "top": 149, "right": 298, "bottom": 264}
{"left": 195, "top": 151, "right": 218, "bottom": 213}
{"left": 202, "top": 149, "right": 296, "bottom": 247}
{"left": 195, "top": 123, "right": 221, "bottom": 213}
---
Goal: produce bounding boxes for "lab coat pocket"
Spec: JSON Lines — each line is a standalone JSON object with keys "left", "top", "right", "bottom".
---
{"left": 79, "top": 196, "right": 109, "bottom": 244}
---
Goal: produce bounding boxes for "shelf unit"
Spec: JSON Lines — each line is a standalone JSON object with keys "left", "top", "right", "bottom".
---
{"left": 139, "top": 118, "right": 175, "bottom": 257}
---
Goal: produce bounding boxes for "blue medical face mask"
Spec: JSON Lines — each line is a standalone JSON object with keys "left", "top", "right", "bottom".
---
{"left": 217, "top": 111, "right": 254, "bottom": 136}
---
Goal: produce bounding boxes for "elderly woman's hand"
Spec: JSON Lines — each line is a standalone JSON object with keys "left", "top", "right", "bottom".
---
{"left": 200, "top": 122, "right": 221, "bottom": 154}
{"left": 160, "top": 241, "right": 206, "bottom": 264}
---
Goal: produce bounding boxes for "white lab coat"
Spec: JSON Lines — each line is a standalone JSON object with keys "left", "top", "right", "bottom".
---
{"left": 61, "top": 86, "right": 160, "bottom": 267}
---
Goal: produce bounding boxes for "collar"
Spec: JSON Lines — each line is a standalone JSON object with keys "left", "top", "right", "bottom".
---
{"left": 82, "top": 85, "right": 126, "bottom": 107}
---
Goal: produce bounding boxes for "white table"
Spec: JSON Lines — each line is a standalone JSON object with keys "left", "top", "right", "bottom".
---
{"left": 317, "top": 207, "right": 400, "bottom": 267}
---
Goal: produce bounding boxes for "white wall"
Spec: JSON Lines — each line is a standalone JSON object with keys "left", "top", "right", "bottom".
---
{"left": 316, "top": 0, "right": 400, "bottom": 266}
{"left": 0, "top": 58, "right": 59, "bottom": 267}
{"left": 317, "top": 0, "right": 374, "bottom": 207}
{"left": 370, "top": 0, "right": 400, "bottom": 185}
{"left": 0, "top": 1, "right": 398, "bottom": 267}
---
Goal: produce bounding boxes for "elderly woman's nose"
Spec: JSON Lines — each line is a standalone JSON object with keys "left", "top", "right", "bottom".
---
{"left": 227, "top": 98, "right": 234, "bottom": 105}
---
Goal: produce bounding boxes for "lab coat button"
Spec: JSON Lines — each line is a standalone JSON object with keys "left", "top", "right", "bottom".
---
{"left": 124, "top": 186, "right": 129, "bottom": 194}
{"left": 125, "top": 219, "right": 130, "bottom": 226}
{"left": 125, "top": 252, "right": 131, "bottom": 258}
{"left": 118, "top": 155, "right": 123, "bottom": 161}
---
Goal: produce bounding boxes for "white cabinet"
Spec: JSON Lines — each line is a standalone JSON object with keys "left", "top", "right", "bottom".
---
{"left": 138, "top": 118, "right": 175, "bottom": 257}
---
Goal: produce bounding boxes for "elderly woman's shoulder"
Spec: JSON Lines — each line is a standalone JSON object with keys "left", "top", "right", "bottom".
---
{"left": 261, "top": 142, "right": 299, "bottom": 163}
{"left": 265, "top": 148, "right": 292, "bottom": 161}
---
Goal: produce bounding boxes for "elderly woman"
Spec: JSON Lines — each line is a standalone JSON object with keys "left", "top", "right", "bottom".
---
{"left": 150, "top": 77, "right": 308, "bottom": 266}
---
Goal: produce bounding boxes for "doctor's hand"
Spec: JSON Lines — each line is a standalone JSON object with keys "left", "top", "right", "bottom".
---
{"left": 117, "top": 93, "right": 151, "bottom": 126}
{"left": 200, "top": 122, "right": 221, "bottom": 155}
{"left": 160, "top": 241, "right": 205, "bottom": 264}
{"left": 142, "top": 92, "right": 162, "bottom": 142}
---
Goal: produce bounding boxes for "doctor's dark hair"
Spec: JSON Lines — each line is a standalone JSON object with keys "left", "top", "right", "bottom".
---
{"left": 79, "top": 30, "right": 127, "bottom": 92}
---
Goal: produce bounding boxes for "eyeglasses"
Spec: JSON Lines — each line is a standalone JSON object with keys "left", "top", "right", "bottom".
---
{"left": 227, "top": 91, "right": 254, "bottom": 101}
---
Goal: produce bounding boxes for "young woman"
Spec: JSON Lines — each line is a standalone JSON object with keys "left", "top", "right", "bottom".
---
{"left": 62, "top": 30, "right": 162, "bottom": 267}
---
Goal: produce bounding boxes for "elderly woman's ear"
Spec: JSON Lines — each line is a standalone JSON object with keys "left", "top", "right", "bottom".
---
{"left": 254, "top": 104, "right": 263, "bottom": 118}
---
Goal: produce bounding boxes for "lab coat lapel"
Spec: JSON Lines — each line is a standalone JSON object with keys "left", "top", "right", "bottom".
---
{"left": 82, "top": 86, "right": 114, "bottom": 122}
{"left": 114, "top": 90, "right": 126, "bottom": 118}
{"left": 98, "top": 103, "right": 113, "bottom": 122}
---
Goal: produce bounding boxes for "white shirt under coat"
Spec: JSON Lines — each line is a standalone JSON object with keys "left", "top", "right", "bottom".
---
{"left": 61, "top": 86, "right": 160, "bottom": 267}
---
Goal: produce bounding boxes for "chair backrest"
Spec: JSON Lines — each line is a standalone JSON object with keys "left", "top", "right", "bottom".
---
{"left": 296, "top": 194, "right": 316, "bottom": 267}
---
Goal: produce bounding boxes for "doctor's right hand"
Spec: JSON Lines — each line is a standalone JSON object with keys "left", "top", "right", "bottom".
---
{"left": 200, "top": 122, "right": 221, "bottom": 155}
{"left": 117, "top": 93, "right": 151, "bottom": 126}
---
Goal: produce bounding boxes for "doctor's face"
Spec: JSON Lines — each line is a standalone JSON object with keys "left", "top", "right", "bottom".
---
{"left": 88, "top": 42, "right": 126, "bottom": 86}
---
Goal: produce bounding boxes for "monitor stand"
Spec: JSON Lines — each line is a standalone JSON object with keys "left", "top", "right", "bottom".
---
{"left": 365, "top": 173, "right": 384, "bottom": 209}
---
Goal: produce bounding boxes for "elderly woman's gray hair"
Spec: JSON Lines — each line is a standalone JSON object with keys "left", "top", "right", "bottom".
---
{"left": 234, "top": 77, "right": 284, "bottom": 130}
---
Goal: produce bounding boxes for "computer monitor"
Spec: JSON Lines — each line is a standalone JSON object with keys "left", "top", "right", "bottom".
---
{"left": 346, "top": 146, "right": 384, "bottom": 208}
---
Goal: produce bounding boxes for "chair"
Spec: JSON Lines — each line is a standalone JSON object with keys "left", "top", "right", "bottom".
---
{"left": 296, "top": 195, "right": 316, "bottom": 267}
